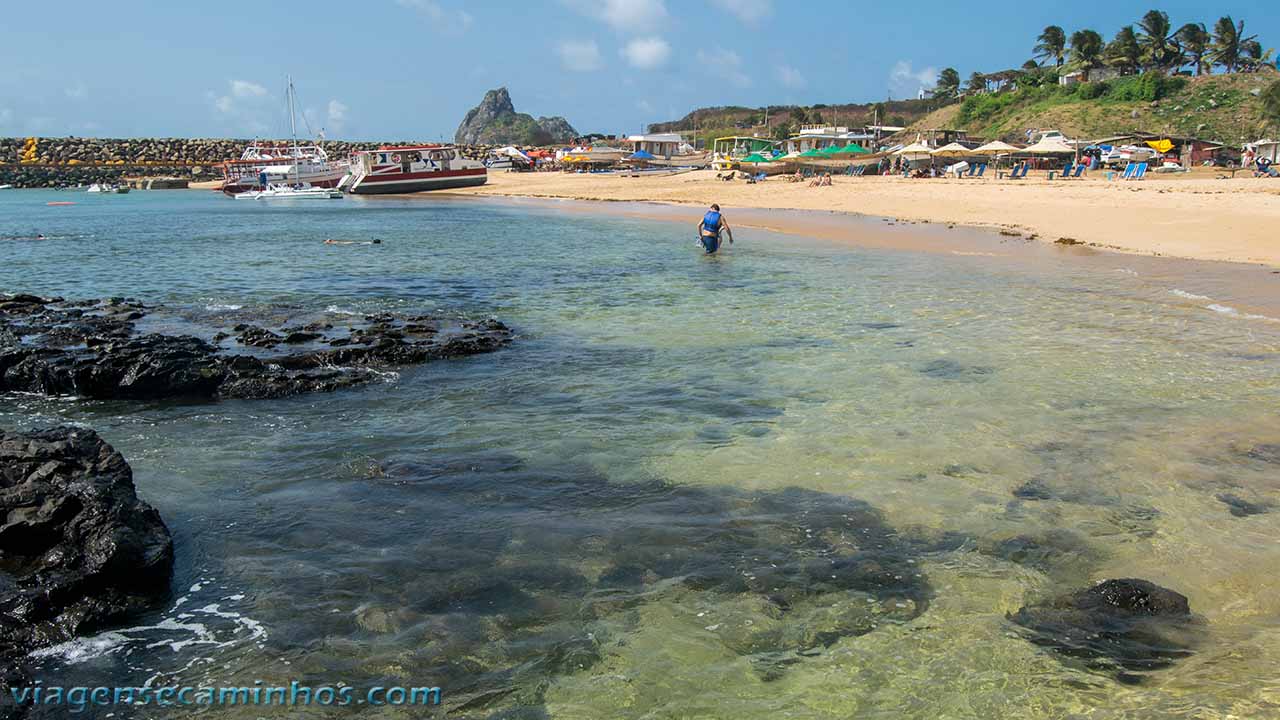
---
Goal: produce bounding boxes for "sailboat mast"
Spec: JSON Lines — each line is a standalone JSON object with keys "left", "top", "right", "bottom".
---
{"left": 287, "top": 76, "right": 300, "bottom": 185}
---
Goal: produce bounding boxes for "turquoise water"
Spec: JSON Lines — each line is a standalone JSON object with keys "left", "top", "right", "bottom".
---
{"left": 3, "top": 189, "right": 1280, "bottom": 718}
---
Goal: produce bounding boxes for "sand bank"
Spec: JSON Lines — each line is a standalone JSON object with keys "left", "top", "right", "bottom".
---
{"left": 452, "top": 169, "right": 1280, "bottom": 266}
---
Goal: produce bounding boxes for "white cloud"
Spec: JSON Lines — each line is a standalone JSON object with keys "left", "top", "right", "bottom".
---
{"left": 696, "top": 47, "right": 751, "bottom": 88}
{"left": 709, "top": 0, "right": 771, "bottom": 24}
{"left": 395, "top": 0, "right": 473, "bottom": 32}
{"left": 621, "top": 36, "right": 670, "bottom": 69}
{"left": 557, "top": 39, "right": 602, "bottom": 72}
{"left": 215, "top": 95, "right": 234, "bottom": 113}
{"left": 327, "top": 99, "right": 348, "bottom": 134}
{"left": 775, "top": 64, "right": 805, "bottom": 89}
{"left": 564, "top": 0, "right": 668, "bottom": 32}
{"left": 888, "top": 61, "right": 938, "bottom": 99}
{"left": 230, "top": 80, "right": 267, "bottom": 98}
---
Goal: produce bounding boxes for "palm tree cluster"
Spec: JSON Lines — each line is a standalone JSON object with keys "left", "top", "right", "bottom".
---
{"left": 1033, "top": 12, "right": 1271, "bottom": 78}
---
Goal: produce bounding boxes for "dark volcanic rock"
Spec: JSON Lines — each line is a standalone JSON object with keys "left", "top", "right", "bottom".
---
{"left": 1215, "top": 492, "right": 1270, "bottom": 517}
{"left": 0, "top": 294, "right": 513, "bottom": 402}
{"left": 454, "top": 87, "right": 575, "bottom": 146}
{"left": 1009, "top": 578, "right": 1203, "bottom": 683}
{"left": 0, "top": 427, "right": 174, "bottom": 660}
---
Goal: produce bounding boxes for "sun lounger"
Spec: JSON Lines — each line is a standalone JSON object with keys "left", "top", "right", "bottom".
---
{"left": 1126, "top": 162, "right": 1147, "bottom": 181}
{"left": 974, "top": 163, "right": 986, "bottom": 177}
{"left": 1120, "top": 163, "right": 1135, "bottom": 180}
{"left": 1071, "top": 164, "right": 1085, "bottom": 178}
{"left": 1057, "top": 164, "right": 1074, "bottom": 179}
{"left": 1005, "top": 164, "right": 1027, "bottom": 180}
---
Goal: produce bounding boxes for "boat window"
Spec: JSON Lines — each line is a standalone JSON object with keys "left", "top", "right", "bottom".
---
{"left": 428, "top": 150, "right": 444, "bottom": 161}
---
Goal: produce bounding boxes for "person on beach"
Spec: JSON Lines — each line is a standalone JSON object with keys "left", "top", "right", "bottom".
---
{"left": 697, "top": 204, "right": 733, "bottom": 255}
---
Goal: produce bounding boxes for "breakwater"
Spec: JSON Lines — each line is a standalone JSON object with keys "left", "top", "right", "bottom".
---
{"left": 0, "top": 137, "right": 491, "bottom": 188}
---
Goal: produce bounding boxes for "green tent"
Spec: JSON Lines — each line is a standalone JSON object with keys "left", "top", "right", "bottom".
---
{"left": 798, "top": 148, "right": 825, "bottom": 158}
{"left": 740, "top": 153, "right": 769, "bottom": 163}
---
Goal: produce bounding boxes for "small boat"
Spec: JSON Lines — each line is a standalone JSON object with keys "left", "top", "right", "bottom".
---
{"left": 340, "top": 145, "right": 486, "bottom": 194}
{"left": 86, "top": 183, "right": 107, "bottom": 193}
{"left": 114, "top": 186, "right": 130, "bottom": 194}
{"left": 0, "top": 184, "right": 13, "bottom": 190}
{"left": 234, "top": 182, "right": 343, "bottom": 200}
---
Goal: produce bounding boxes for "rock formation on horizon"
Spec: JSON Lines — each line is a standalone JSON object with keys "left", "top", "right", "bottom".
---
{"left": 454, "top": 87, "right": 577, "bottom": 146}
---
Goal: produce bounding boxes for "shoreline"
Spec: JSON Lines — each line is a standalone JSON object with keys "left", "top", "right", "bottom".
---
{"left": 439, "top": 169, "right": 1280, "bottom": 267}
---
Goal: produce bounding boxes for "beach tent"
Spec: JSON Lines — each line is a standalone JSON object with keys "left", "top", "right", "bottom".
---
{"left": 1145, "top": 138, "right": 1174, "bottom": 154}
{"left": 819, "top": 145, "right": 844, "bottom": 155}
{"left": 971, "top": 140, "right": 1020, "bottom": 155}
{"left": 838, "top": 143, "right": 868, "bottom": 154}
{"left": 797, "top": 148, "right": 827, "bottom": 160}
{"left": 930, "top": 142, "right": 972, "bottom": 157}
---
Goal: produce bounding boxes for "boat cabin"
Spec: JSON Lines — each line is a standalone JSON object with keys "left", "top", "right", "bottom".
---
{"left": 785, "top": 125, "right": 875, "bottom": 154}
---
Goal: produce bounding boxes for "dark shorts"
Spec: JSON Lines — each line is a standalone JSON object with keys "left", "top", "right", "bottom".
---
{"left": 700, "top": 233, "right": 721, "bottom": 254}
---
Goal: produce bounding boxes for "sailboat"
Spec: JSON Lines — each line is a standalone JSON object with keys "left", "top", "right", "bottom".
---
{"left": 236, "top": 76, "right": 343, "bottom": 200}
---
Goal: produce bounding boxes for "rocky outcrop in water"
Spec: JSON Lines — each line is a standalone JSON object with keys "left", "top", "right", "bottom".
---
{"left": 454, "top": 88, "right": 577, "bottom": 146}
{"left": 0, "top": 294, "right": 513, "bottom": 401}
{"left": 1009, "top": 578, "right": 1203, "bottom": 683}
{"left": 0, "top": 427, "right": 174, "bottom": 663}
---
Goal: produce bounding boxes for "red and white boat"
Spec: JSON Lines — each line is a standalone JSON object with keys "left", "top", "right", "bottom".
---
{"left": 339, "top": 145, "right": 486, "bottom": 194}
{"left": 219, "top": 141, "right": 348, "bottom": 195}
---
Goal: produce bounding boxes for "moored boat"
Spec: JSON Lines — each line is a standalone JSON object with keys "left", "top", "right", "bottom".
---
{"left": 340, "top": 145, "right": 486, "bottom": 194}
{"left": 220, "top": 142, "right": 348, "bottom": 195}
{"left": 234, "top": 182, "right": 343, "bottom": 200}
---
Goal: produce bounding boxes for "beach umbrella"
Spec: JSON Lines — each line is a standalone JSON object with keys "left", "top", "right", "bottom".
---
{"left": 740, "top": 152, "right": 769, "bottom": 164}
{"left": 798, "top": 148, "right": 826, "bottom": 158}
{"left": 1021, "top": 136, "right": 1074, "bottom": 154}
{"left": 628, "top": 149, "right": 656, "bottom": 160}
{"left": 931, "top": 142, "right": 972, "bottom": 157}
{"left": 893, "top": 142, "right": 933, "bottom": 160}
{"left": 839, "top": 142, "right": 868, "bottom": 154}
{"left": 972, "top": 140, "right": 1020, "bottom": 155}
{"left": 820, "top": 145, "right": 844, "bottom": 155}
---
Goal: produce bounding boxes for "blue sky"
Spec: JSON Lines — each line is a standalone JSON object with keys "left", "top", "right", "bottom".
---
{"left": 0, "top": 0, "right": 1275, "bottom": 140}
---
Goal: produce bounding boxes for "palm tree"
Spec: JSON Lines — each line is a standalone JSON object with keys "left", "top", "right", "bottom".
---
{"left": 1035, "top": 26, "right": 1067, "bottom": 66}
{"left": 1175, "top": 22, "right": 1211, "bottom": 75}
{"left": 1136, "top": 10, "right": 1176, "bottom": 71}
{"left": 965, "top": 72, "right": 987, "bottom": 93}
{"left": 935, "top": 68, "right": 961, "bottom": 98}
{"left": 1211, "top": 16, "right": 1258, "bottom": 73}
{"left": 1106, "top": 26, "right": 1143, "bottom": 75}
{"left": 1070, "top": 29, "right": 1105, "bottom": 78}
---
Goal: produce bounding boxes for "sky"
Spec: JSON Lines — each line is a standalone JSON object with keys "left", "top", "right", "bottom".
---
{"left": 0, "top": 0, "right": 1276, "bottom": 140}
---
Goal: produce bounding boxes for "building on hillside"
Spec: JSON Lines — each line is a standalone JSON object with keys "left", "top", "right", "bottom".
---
{"left": 913, "top": 128, "right": 973, "bottom": 148}
{"left": 1059, "top": 67, "right": 1125, "bottom": 85}
{"left": 784, "top": 125, "right": 876, "bottom": 154}
{"left": 625, "top": 133, "right": 694, "bottom": 159}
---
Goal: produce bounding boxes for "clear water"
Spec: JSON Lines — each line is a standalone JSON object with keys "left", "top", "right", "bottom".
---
{"left": 3, "top": 190, "right": 1280, "bottom": 718}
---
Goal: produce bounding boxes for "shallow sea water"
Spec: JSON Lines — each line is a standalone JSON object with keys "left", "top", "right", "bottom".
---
{"left": 2, "top": 189, "right": 1280, "bottom": 718}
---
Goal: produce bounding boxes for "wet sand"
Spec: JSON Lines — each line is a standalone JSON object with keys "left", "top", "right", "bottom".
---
{"left": 448, "top": 169, "right": 1280, "bottom": 267}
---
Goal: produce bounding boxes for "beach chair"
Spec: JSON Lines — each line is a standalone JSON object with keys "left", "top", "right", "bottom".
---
{"left": 1057, "top": 164, "right": 1074, "bottom": 179}
{"left": 1126, "top": 162, "right": 1147, "bottom": 181}
{"left": 1071, "top": 164, "right": 1085, "bottom": 178}
{"left": 1007, "top": 164, "right": 1027, "bottom": 180}
{"left": 1120, "top": 163, "right": 1136, "bottom": 180}
{"left": 975, "top": 163, "right": 986, "bottom": 178}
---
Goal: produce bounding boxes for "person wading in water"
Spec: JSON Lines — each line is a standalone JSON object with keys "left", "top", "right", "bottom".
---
{"left": 696, "top": 204, "right": 734, "bottom": 255}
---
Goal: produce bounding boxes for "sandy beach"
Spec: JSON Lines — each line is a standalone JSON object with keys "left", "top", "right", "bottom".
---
{"left": 453, "top": 169, "right": 1280, "bottom": 266}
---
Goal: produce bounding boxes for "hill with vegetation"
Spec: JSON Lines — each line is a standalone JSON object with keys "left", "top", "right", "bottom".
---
{"left": 904, "top": 71, "right": 1277, "bottom": 145}
{"left": 655, "top": 9, "right": 1280, "bottom": 148}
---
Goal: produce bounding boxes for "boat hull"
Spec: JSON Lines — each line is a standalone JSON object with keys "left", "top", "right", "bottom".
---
{"left": 221, "top": 168, "right": 346, "bottom": 196}
{"left": 345, "top": 169, "right": 487, "bottom": 195}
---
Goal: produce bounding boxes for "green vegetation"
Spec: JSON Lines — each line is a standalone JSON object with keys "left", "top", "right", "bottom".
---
{"left": 1263, "top": 80, "right": 1280, "bottom": 127}
{"left": 957, "top": 73, "right": 1188, "bottom": 125}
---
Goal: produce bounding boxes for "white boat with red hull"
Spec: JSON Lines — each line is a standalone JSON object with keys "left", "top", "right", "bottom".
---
{"left": 340, "top": 145, "right": 486, "bottom": 194}
{"left": 219, "top": 141, "right": 348, "bottom": 195}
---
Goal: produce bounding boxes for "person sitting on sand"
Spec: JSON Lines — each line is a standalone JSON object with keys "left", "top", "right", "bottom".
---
{"left": 696, "top": 204, "right": 733, "bottom": 255}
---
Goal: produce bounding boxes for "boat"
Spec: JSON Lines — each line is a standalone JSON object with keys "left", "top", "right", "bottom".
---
{"left": 86, "top": 183, "right": 107, "bottom": 193}
{"left": 235, "top": 182, "right": 343, "bottom": 200}
{"left": 114, "top": 186, "right": 130, "bottom": 194}
{"left": 218, "top": 78, "right": 348, "bottom": 196}
{"left": 339, "top": 145, "right": 486, "bottom": 194}
{"left": 0, "top": 184, "right": 13, "bottom": 190}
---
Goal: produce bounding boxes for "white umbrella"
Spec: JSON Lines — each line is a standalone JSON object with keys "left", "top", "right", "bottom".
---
{"left": 894, "top": 142, "right": 933, "bottom": 157}
{"left": 931, "top": 142, "right": 973, "bottom": 157}
{"left": 1021, "top": 136, "right": 1074, "bottom": 154}
{"left": 971, "top": 140, "right": 1021, "bottom": 155}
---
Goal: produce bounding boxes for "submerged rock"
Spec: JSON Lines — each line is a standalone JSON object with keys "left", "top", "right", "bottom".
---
{"left": 1009, "top": 578, "right": 1203, "bottom": 683}
{"left": 0, "top": 427, "right": 174, "bottom": 661}
{"left": 1215, "top": 492, "right": 1271, "bottom": 518}
{"left": 0, "top": 294, "right": 513, "bottom": 401}
{"left": 276, "top": 455, "right": 945, "bottom": 716}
